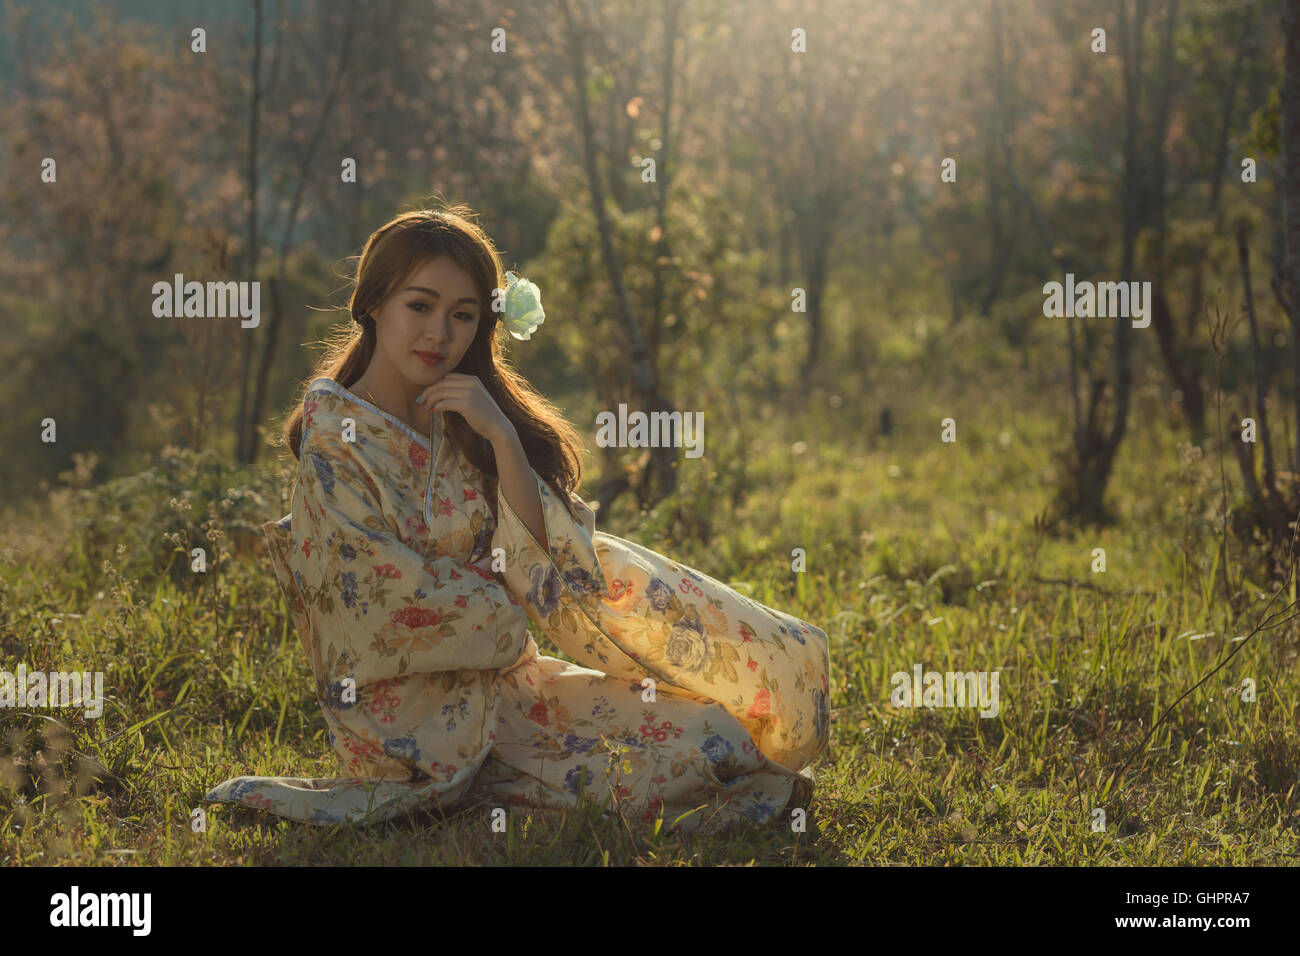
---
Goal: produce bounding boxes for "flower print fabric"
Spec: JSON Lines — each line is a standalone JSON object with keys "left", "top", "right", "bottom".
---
{"left": 206, "top": 377, "right": 830, "bottom": 833}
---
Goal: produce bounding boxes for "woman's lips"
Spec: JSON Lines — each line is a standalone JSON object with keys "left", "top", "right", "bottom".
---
{"left": 414, "top": 351, "right": 444, "bottom": 366}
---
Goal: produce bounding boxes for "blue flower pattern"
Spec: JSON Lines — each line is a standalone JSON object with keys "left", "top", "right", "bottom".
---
{"left": 309, "top": 450, "right": 336, "bottom": 496}
{"left": 701, "top": 734, "right": 735, "bottom": 766}
{"left": 813, "top": 688, "right": 828, "bottom": 745}
{"left": 527, "top": 563, "right": 562, "bottom": 616}
{"left": 646, "top": 577, "right": 674, "bottom": 611}
{"left": 564, "top": 764, "right": 594, "bottom": 795}
{"left": 561, "top": 733, "right": 600, "bottom": 754}
{"left": 383, "top": 737, "right": 421, "bottom": 762}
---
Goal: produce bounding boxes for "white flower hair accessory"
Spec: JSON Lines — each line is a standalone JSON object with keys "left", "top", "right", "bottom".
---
{"left": 502, "top": 270, "right": 545, "bottom": 340}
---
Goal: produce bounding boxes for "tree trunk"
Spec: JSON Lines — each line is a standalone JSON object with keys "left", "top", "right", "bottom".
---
{"left": 559, "top": 0, "right": 677, "bottom": 505}
{"left": 1150, "top": 284, "right": 1206, "bottom": 442}
{"left": 1069, "top": 0, "right": 1147, "bottom": 523}
{"left": 648, "top": 0, "right": 682, "bottom": 376}
{"left": 1283, "top": 0, "right": 1300, "bottom": 475}
{"left": 797, "top": 220, "right": 830, "bottom": 390}
{"left": 980, "top": 0, "right": 1016, "bottom": 317}
{"left": 1103, "top": 0, "right": 1146, "bottom": 472}
{"left": 243, "top": 0, "right": 359, "bottom": 464}
{"left": 236, "top": 0, "right": 263, "bottom": 463}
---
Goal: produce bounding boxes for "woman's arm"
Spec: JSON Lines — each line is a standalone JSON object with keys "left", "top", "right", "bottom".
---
{"left": 293, "top": 428, "right": 530, "bottom": 681}
{"left": 489, "top": 422, "right": 548, "bottom": 552}
{"left": 419, "top": 371, "right": 550, "bottom": 553}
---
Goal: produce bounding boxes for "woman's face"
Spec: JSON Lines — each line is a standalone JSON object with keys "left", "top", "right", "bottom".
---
{"left": 370, "top": 255, "right": 484, "bottom": 391}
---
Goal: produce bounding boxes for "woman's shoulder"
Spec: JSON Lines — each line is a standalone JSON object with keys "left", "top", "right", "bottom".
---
{"left": 297, "top": 415, "right": 390, "bottom": 506}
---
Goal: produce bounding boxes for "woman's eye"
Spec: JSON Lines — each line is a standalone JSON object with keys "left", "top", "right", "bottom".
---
{"left": 407, "top": 302, "right": 474, "bottom": 320}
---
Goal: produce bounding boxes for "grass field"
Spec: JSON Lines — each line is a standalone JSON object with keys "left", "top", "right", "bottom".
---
{"left": 2, "top": 316, "right": 1297, "bottom": 866}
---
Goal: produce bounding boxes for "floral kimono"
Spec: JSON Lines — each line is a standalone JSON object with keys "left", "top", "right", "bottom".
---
{"left": 206, "top": 377, "right": 830, "bottom": 833}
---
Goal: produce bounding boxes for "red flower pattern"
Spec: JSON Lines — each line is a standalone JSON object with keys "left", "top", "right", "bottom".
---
{"left": 639, "top": 720, "right": 683, "bottom": 742}
{"left": 639, "top": 793, "right": 665, "bottom": 825}
{"left": 390, "top": 606, "right": 441, "bottom": 629}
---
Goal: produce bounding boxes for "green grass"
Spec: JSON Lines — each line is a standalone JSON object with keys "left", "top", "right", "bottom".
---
{"left": 2, "top": 325, "right": 1298, "bottom": 865}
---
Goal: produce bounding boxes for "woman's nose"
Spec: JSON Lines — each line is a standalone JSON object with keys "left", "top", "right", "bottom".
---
{"left": 424, "top": 309, "right": 451, "bottom": 344}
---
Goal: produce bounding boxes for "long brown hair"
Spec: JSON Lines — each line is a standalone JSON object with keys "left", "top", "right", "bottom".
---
{"left": 279, "top": 203, "right": 584, "bottom": 518}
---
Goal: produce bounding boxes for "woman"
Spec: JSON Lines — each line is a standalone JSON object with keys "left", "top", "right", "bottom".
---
{"left": 206, "top": 204, "right": 830, "bottom": 834}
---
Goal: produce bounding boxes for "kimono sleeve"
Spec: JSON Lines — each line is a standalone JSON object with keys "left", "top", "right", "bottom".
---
{"left": 489, "top": 468, "right": 669, "bottom": 683}
{"left": 490, "top": 466, "right": 831, "bottom": 771}
{"left": 292, "top": 427, "right": 530, "bottom": 685}
{"left": 490, "top": 470, "right": 607, "bottom": 610}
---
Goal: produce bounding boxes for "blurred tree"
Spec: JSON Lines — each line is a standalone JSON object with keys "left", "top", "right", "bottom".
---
{"left": 0, "top": 5, "right": 230, "bottom": 497}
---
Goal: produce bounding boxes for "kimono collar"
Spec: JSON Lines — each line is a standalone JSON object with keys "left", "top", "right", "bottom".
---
{"left": 304, "top": 377, "right": 448, "bottom": 533}
{"left": 307, "top": 377, "right": 441, "bottom": 450}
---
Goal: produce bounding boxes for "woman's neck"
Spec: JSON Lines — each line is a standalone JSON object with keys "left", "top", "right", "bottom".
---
{"left": 351, "top": 374, "right": 435, "bottom": 436}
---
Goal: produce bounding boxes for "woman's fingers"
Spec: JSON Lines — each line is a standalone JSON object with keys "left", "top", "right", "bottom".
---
{"left": 418, "top": 373, "right": 476, "bottom": 405}
{"left": 417, "top": 382, "right": 460, "bottom": 405}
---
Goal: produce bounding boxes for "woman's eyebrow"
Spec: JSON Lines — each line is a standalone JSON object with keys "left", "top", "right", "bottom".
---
{"left": 404, "top": 285, "right": 481, "bottom": 308}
